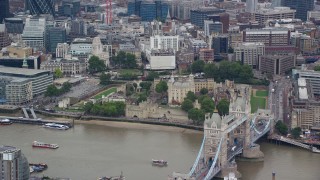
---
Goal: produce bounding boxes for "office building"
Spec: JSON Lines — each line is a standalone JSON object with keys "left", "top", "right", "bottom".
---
{"left": 258, "top": 54, "right": 295, "bottom": 75}
{"left": 58, "top": 0, "right": 81, "bottom": 17}
{"left": 128, "top": 0, "right": 169, "bottom": 22}
{"left": 190, "top": 8, "right": 225, "bottom": 29}
{"left": 147, "top": 49, "right": 175, "bottom": 70}
{"left": 4, "top": 18, "right": 24, "bottom": 34}
{"left": 0, "top": 24, "right": 10, "bottom": 49}
{"left": 246, "top": 0, "right": 258, "bottom": 13}
{"left": 254, "top": 7, "right": 295, "bottom": 25}
{"left": 282, "top": 0, "right": 314, "bottom": 21}
{"left": 291, "top": 77, "right": 320, "bottom": 129}
{"left": 243, "top": 28, "right": 290, "bottom": 47}
{"left": 207, "top": 13, "right": 229, "bottom": 33}
{"left": 235, "top": 42, "right": 265, "bottom": 68}
{"left": 189, "top": 39, "right": 208, "bottom": 54}
{"left": 211, "top": 34, "right": 228, "bottom": 54}
{"left": 0, "top": 0, "right": 10, "bottom": 23}
{"left": 293, "top": 67, "right": 320, "bottom": 96}
{"left": 271, "top": 0, "right": 282, "bottom": 7}
{"left": 199, "top": 49, "right": 214, "bottom": 63}
{"left": 22, "top": 17, "right": 46, "bottom": 51}
{"left": 150, "top": 35, "right": 179, "bottom": 51}
{"left": 204, "top": 21, "right": 223, "bottom": 37}
{"left": 0, "top": 0, "right": 9, "bottom": 24}
{"left": 0, "top": 146, "right": 30, "bottom": 180}
{"left": 25, "top": 0, "right": 55, "bottom": 16}
{"left": 56, "top": 43, "right": 70, "bottom": 58}
{"left": 47, "top": 27, "right": 66, "bottom": 53}
{"left": 40, "top": 58, "right": 86, "bottom": 75}
{"left": 0, "top": 66, "right": 52, "bottom": 103}
{"left": 70, "top": 19, "right": 86, "bottom": 36}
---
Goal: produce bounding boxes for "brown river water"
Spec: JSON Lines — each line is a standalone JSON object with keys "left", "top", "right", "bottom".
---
{"left": 0, "top": 122, "right": 319, "bottom": 180}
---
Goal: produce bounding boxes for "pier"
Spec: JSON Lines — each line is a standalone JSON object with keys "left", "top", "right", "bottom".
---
{"left": 0, "top": 116, "right": 72, "bottom": 127}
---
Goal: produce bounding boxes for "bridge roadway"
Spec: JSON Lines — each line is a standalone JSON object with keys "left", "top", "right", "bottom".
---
{"left": 189, "top": 117, "right": 271, "bottom": 180}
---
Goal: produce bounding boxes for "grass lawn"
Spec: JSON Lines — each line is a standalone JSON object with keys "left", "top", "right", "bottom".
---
{"left": 255, "top": 90, "right": 268, "bottom": 97}
{"left": 93, "top": 87, "right": 117, "bottom": 99}
{"left": 118, "top": 69, "right": 141, "bottom": 75}
{"left": 251, "top": 94, "right": 266, "bottom": 113}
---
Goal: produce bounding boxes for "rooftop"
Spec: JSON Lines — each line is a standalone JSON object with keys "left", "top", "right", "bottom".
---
{"left": 298, "top": 78, "right": 307, "bottom": 87}
{"left": 0, "top": 66, "right": 50, "bottom": 76}
{"left": 299, "top": 87, "right": 308, "bottom": 100}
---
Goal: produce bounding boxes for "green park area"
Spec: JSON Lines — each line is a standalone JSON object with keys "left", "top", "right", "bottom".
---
{"left": 255, "top": 90, "right": 268, "bottom": 97}
{"left": 93, "top": 87, "right": 117, "bottom": 99}
{"left": 251, "top": 90, "right": 268, "bottom": 113}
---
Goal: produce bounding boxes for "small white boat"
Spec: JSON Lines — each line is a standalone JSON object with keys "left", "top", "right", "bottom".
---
{"left": 312, "top": 147, "right": 320, "bottom": 153}
{"left": 43, "top": 123, "right": 69, "bottom": 130}
{"left": 32, "top": 141, "right": 59, "bottom": 149}
{"left": 0, "top": 119, "right": 12, "bottom": 125}
{"left": 152, "top": 159, "right": 168, "bottom": 167}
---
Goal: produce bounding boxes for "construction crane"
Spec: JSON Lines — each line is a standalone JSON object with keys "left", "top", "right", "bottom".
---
{"left": 106, "top": 0, "right": 112, "bottom": 24}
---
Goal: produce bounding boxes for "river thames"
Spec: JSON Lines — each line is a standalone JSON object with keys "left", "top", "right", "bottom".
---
{"left": 0, "top": 122, "right": 319, "bottom": 180}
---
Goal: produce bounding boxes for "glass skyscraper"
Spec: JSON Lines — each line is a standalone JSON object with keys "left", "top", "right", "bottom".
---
{"left": 0, "top": 0, "right": 10, "bottom": 23}
{"left": 127, "top": 0, "right": 169, "bottom": 22}
{"left": 282, "top": 0, "right": 314, "bottom": 21}
{"left": 25, "top": 0, "right": 55, "bottom": 16}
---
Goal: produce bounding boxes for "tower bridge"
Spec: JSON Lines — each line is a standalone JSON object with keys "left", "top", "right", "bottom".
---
{"left": 169, "top": 84, "right": 274, "bottom": 180}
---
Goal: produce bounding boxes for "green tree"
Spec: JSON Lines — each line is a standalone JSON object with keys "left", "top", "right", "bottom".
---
{"left": 217, "top": 99, "right": 230, "bottom": 116}
{"left": 181, "top": 99, "right": 194, "bottom": 112}
{"left": 291, "top": 127, "right": 301, "bottom": 139}
{"left": 100, "top": 73, "right": 111, "bottom": 85}
{"left": 314, "top": 65, "right": 320, "bottom": 71}
{"left": 239, "top": 65, "right": 254, "bottom": 83}
{"left": 204, "top": 63, "right": 219, "bottom": 79}
{"left": 191, "top": 60, "right": 205, "bottom": 73}
{"left": 125, "top": 53, "right": 138, "bottom": 68}
{"left": 200, "top": 88, "right": 208, "bottom": 95}
{"left": 88, "top": 56, "right": 106, "bottom": 74}
{"left": 188, "top": 108, "right": 205, "bottom": 125}
{"left": 275, "top": 121, "right": 288, "bottom": 135}
{"left": 61, "top": 82, "right": 71, "bottom": 93}
{"left": 186, "top": 91, "right": 197, "bottom": 102}
{"left": 155, "top": 81, "right": 168, "bottom": 94}
{"left": 139, "top": 82, "right": 152, "bottom": 92}
{"left": 200, "top": 96, "right": 215, "bottom": 113}
{"left": 83, "top": 102, "right": 94, "bottom": 114}
{"left": 137, "top": 93, "right": 147, "bottom": 103}
{"left": 45, "top": 85, "right": 59, "bottom": 97}
{"left": 146, "top": 71, "right": 159, "bottom": 81}
{"left": 54, "top": 68, "right": 63, "bottom": 79}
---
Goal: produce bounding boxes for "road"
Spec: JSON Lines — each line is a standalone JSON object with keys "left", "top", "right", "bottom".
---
{"left": 268, "top": 76, "right": 292, "bottom": 127}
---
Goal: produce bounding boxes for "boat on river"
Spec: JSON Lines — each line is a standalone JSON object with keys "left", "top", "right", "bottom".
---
{"left": 152, "top": 159, "right": 168, "bottom": 167}
{"left": 0, "top": 119, "right": 12, "bottom": 125}
{"left": 32, "top": 141, "right": 59, "bottom": 149}
{"left": 29, "top": 163, "right": 48, "bottom": 173}
{"left": 98, "top": 172, "right": 125, "bottom": 180}
{"left": 43, "top": 123, "right": 69, "bottom": 130}
{"left": 312, "top": 147, "right": 320, "bottom": 153}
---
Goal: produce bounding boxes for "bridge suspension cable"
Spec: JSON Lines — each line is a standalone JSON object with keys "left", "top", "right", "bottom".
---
{"left": 188, "top": 136, "right": 206, "bottom": 177}
{"left": 204, "top": 137, "right": 224, "bottom": 180}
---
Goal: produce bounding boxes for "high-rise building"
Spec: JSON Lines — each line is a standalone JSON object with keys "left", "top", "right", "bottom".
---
{"left": 4, "top": 18, "right": 24, "bottom": 34}
{"left": 22, "top": 17, "right": 46, "bottom": 51}
{"left": 25, "top": 0, "right": 55, "bottom": 16}
{"left": 235, "top": 42, "right": 265, "bottom": 68}
{"left": 150, "top": 35, "right": 179, "bottom": 51}
{"left": 0, "top": 0, "right": 10, "bottom": 23}
{"left": 243, "top": 28, "right": 290, "bottom": 46}
{"left": 0, "top": 146, "right": 30, "bottom": 180}
{"left": 207, "top": 13, "right": 229, "bottom": 33}
{"left": 47, "top": 27, "right": 66, "bottom": 53}
{"left": 128, "top": 0, "right": 169, "bottom": 22}
{"left": 58, "top": 0, "right": 81, "bottom": 17}
{"left": 204, "top": 21, "right": 223, "bottom": 37}
{"left": 254, "top": 7, "right": 296, "bottom": 25}
{"left": 258, "top": 54, "right": 295, "bottom": 75}
{"left": 190, "top": 8, "right": 225, "bottom": 29}
{"left": 271, "top": 0, "right": 282, "bottom": 7}
{"left": 211, "top": 34, "right": 228, "bottom": 55}
{"left": 282, "top": 0, "right": 314, "bottom": 21}
{"left": 246, "top": 0, "right": 258, "bottom": 13}
{"left": 0, "top": 24, "right": 10, "bottom": 49}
